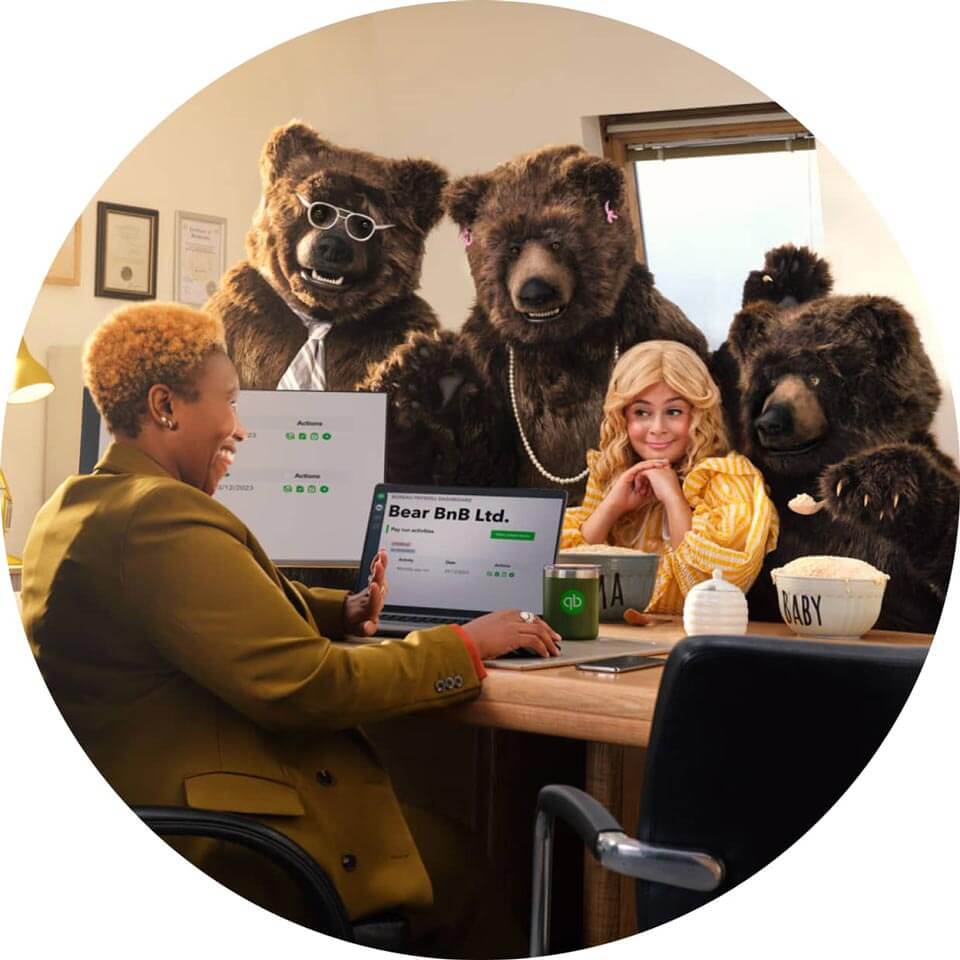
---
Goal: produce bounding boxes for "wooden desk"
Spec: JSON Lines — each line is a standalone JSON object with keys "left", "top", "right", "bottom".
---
{"left": 442, "top": 618, "right": 932, "bottom": 945}
{"left": 446, "top": 618, "right": 931, "bottom": 746}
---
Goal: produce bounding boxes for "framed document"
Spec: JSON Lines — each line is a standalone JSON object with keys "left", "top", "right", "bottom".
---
{"left": 95, "top": 201, "right": 159, "bottom": 300}
{"left": 45, "top": 218, "right": 81, "bottom": 286}
{"left": 174, "top": 210, "right": 227, "bottom": 306}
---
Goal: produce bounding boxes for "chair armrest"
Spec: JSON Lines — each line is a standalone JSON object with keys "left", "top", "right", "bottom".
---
{"left": 536, "top": 784, "right": 623, "bottom": 848}
{"left": 132, "top": 805, "right": 354, "bottom": 939}
{"left": 594, "top": 831, "right": 723, "bottom": 892}
{"left": 535, "top": 785, "right": 723, "bottom": 891}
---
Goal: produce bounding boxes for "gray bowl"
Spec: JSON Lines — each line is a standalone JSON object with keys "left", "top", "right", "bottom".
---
{"left": 558, "top": 550, "right": 660, "bottom": 622}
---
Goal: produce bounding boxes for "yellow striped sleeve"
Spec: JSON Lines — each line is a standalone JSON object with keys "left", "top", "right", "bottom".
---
{"left": 661, "top": 453, "right": 779, "bottom": 602}
{"left": 560, "top": 453, "right": 605, "bottom": 549}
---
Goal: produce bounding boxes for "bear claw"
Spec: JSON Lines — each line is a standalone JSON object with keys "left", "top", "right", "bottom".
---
{"left": 836, "top": 480, "right": 845, "bottom": 496}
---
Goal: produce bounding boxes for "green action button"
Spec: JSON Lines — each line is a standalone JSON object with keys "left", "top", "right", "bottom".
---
{"left": 490, "top": 530, "right": 535, "bottom": 541}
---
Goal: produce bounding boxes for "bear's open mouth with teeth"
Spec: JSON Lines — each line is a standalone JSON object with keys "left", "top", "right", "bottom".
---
{"left": 294, "top": 225, "right": 378, "bottom": 297}
{"left": 300, "top": 268, "right": 349, "bottom": 289}
{"left": 522, "top": 304, "right": 567, "bottom": 323}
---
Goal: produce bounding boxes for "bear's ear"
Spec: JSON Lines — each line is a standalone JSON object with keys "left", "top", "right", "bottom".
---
{"left": 390, "top": 158, "right": 449, "bottom": 234}
{"left": 443, "top": 174, "right": 493, "bottom": 227}
{"left": 843, "top": 297, "right": 915, "bottom": 355}
{"left": 727, "top": 301, "right": 779, "bottom": 363}
{"left": 260, "top": 121, "right": 332, "bottom": 186}
{"left": 562, "top": 154, "right": 625, "bottom": 208}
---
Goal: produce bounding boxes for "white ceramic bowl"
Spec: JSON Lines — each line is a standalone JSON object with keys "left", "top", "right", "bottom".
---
{"left": 770, "top": 569, "right": 889, "bottom": 640}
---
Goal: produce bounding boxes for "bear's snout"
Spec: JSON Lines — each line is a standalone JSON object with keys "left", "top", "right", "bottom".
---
{"left": 518, "top": 277, "right": 558, "bottom": 308}
{"left": 755, "top": 403, "right": 793, "bottom": 440}
{"left": 295, "top": 228, "right": 372, "bottom": 291}
{"left": 753, "top": 374, "right": 826, "bottom": 452}
{"left": 508, "top": 242, "right": 574, "bottom": 321}
{"left": 315, "top": 234, "right": 353, "bottom": 266}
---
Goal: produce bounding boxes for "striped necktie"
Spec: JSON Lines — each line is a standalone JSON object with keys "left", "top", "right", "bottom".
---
{"left": 277, "top": 318, "right": 332, "bottom": 390}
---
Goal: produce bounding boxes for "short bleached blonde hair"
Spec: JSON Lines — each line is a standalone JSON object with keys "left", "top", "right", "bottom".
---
{"left": 82, "top": 302, "right": 226, "bottom": 437}
{"left": 593, "top": 340, "right": 728, "bottom": 543}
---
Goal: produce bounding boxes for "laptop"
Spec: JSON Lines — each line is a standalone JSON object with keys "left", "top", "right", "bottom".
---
{"left": 352, "top": 483, "right": 567, "bottom": 636}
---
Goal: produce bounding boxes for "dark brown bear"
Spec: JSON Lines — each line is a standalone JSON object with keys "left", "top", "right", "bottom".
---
{"left": 710, "top": 243, "right": 836, "bottom": 440}
{"left": 207, "top": 120, "right": 448, "bottom": 392}
{"left": 367, "top": 144, "right": 708, "bottom": 502}
{"left": 722, "top": 245, "right": 959, "bottom": 634}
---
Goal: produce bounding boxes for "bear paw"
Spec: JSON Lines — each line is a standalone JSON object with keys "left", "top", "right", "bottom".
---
{"left": 742, "top": 243, "right": 834, "bottom": 308}
{"left": 819, "top": 444, "right": 935, "bottom": 535}
{"left": 363, "top": 331, "right": 463, "bottom": 430}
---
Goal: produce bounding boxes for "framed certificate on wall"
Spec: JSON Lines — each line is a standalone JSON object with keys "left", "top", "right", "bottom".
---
{"left": 174, "top": 210, "right": 227, "bottom": 306}
{"left": 95, "top": 201, "right": 159, "bottom": 300}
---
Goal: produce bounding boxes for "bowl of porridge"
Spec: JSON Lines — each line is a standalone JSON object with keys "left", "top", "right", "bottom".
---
{"left": 559, "top": 545, "right": 660, "bottom": 621}
{"left": 770, "top": 555, "right": 890, "bottom": 639}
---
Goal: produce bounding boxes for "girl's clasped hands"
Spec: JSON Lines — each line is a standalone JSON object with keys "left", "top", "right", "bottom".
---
{"left": 607, "top": 458, "right": 682, "bottom": 512}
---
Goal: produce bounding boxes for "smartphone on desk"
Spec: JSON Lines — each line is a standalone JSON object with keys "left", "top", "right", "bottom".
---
{"left": 577, "top": 654, "right": 665, "bottom": 674}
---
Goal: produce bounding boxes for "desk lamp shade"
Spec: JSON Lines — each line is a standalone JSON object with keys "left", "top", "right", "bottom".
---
{"left": 10, "top": 337, "right": 55, "bottom": 404}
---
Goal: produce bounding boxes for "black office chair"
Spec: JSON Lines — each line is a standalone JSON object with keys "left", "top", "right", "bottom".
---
{"left": 133, "top": 806, "right": 409, "bottom": 950}
{"left": 529, "top": 634, "right": 928, "bottom": 955}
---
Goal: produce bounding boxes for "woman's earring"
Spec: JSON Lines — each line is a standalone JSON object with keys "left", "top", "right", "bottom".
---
{"left": 161, "top": 416, "right": 174, "bottom": 430}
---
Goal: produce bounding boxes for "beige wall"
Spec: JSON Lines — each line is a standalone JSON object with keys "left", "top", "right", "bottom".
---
{"left": 3, "top": 0, "right": 952, "bottom": 555}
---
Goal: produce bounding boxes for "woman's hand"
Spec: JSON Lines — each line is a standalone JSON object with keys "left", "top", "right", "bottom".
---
{"left": 606, "top": 459, "right": 666, "bottom": 513}
{"left": 462, "top": 610, "right": 563, "bottom": 659}
{"left": 644, "top": 462, "right": 685, "bottom": 504}
{"left": 581, "top": 459, "right": 666, "bottom": 544}
{"left": 644, "top": 465, "right": 692, "bottom": 547}
{"left": 343, "top": 548, "right": 387, "bottom": 636}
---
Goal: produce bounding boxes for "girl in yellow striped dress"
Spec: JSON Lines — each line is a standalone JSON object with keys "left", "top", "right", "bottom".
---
{"left": 561, "top": 339, "right": 778, "bottom": 615}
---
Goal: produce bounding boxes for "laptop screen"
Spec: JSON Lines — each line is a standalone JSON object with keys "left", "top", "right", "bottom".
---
{"left": 357, "top": 484, "right": 567, "bottom": 617}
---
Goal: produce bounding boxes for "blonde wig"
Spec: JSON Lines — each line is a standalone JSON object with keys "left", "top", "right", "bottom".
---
{"left": 83, "top": 302, "right": 227, "bottom": 437}
{"left": 593, "top": 340, "right": 728, "bottom": 542}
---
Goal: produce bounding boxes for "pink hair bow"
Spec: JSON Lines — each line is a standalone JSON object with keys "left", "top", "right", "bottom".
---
{"left": 604, "top": 200, "right": 619, "bottom": 224}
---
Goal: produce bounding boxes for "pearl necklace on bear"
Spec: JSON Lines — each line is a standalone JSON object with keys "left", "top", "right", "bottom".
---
{"left": 507, "top": 341, "right": 620, "bottom": 485}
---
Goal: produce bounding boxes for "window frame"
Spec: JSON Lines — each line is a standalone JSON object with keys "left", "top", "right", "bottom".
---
{"left": 599, "top": 102, "right": 814, "bottom": 263}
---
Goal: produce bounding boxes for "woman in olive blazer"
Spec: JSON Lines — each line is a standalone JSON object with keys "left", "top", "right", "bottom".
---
{"left": 21, "top": 302, "right": 559, "bottom": 931}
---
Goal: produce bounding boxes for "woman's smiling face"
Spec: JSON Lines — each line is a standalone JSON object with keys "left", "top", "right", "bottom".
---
{"left": 625, "top": 380, "right": 692, "bottom": 464}
{"left": 170, "top": 351, "right": 247, "bottom": 495}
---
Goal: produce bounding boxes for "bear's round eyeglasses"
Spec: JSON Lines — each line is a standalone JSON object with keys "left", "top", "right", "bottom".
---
{"left": 296, "top": 194, "right": 395, "bottom": 243}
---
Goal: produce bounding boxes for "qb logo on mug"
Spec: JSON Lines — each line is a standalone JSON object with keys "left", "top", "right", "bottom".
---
{"left": 561, "top": 589, "right": 586, "bottom": 614}
{"left": 543, "top": 564, "right": 600, "bottom": 640}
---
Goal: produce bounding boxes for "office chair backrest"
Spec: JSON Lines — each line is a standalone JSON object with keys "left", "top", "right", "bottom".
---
{"left": 634, "top": 634, "right": 927, "bottom": 931}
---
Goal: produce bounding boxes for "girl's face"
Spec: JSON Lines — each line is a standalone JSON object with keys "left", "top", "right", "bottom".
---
{"left": 625, "top": 380, "right": 693, "bottom": 465}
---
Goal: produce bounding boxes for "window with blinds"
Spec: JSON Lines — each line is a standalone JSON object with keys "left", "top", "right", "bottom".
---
{"left": 600, "top": 103, "right": 823, "bottom": 347}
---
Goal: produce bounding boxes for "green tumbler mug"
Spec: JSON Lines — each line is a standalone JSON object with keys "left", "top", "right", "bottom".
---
{"left": 543, "top": 563, "right": 601, "bottom": 640}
